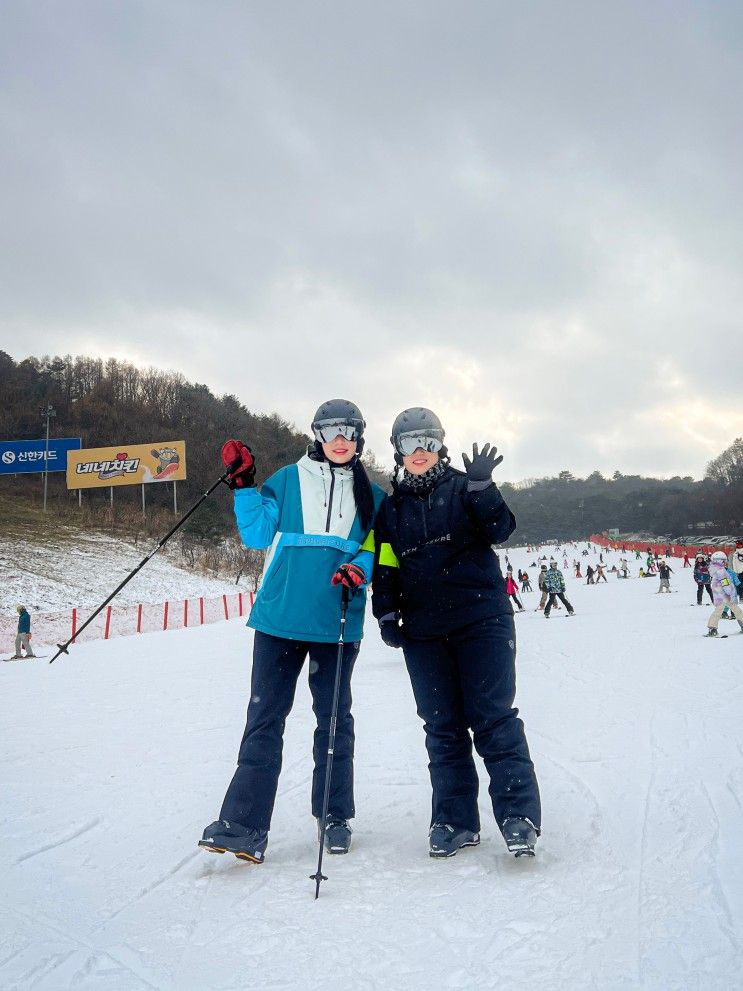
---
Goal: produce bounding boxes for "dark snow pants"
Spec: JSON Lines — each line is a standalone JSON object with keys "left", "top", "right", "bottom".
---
{"left": 220, "top": 631, "right": 359, "bottom": 831}
{"left": 696, "top": 583, "right": 714, "bottom": 605}
{"left": 544, "top": 592, "right": 573, "bottom": 616}
{"left": 402, "top": 615, "right": 541, "bottom": 833}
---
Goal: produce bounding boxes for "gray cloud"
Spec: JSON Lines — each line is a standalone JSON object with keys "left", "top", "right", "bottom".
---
{"left": 2, "top": 1, "right": 742, "bottom": 479}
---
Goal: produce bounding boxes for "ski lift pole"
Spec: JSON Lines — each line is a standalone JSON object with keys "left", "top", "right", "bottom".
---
{"left": 50, "top": 467, "right": 234, "bottom": 664}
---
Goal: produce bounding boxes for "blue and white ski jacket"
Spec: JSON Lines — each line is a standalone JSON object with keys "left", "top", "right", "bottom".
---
{"left": 234, "top": 454, "right": 386, "bottom": 643}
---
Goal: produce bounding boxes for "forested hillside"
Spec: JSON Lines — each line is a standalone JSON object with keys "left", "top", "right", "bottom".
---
{"left": 1, "top": 352, "right": 741, "bottom": 545}
{"left": 0, "top": 351, "right": 388, "bottom": 540}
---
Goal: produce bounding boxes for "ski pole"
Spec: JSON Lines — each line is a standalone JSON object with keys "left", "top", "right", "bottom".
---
{"left": 50, "top": 467, "right": 234, "bottom": 664}
{"left": 310, "top": 583, "right": 350, "bottom": 899}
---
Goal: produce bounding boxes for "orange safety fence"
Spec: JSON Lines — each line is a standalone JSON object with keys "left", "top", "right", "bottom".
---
{"left": 589, "top": 534, "right": 734, "bottom": 559}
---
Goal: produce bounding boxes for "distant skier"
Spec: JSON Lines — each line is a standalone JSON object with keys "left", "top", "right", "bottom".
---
{"left": 594, "top": 563, "right": 608, "bottom": 583}
{"left": 693, "top": 554, "right": 714, "bottom": 605}
{"left": 728, "top": 540, "right": 743, "bottom": 601}
{"left": 682, "top": 553, "right": 691, "bottom": 568}
{"left": 705, "top": 551, "right": 743, "bottom": 637}
{"left": 543, "top": 561, "right": 575, "bottom": 618}
{"left": 520, "top": 571, "right": 532, "bottom": 593}
{"left": 11, "top": 605, "right": 35, "bottom": 659}
{"left": 657, "top": 559, "right": 674, "bottom": 593}
{"left": 536, "top": 564, "right": 549, "bottom": 610}
{"left": 586, "top": 564, "right": 595, "bottom": 585}
{"left": 505, "top": 568, "right": 524, "bottom": 611}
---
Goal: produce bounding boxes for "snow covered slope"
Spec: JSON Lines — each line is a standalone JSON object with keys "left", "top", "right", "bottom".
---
{"left": 2, "top": 544, "right": 742, "bottom": 990}
{"left": 0, "top": 528, "right": 247, "bottom": 615}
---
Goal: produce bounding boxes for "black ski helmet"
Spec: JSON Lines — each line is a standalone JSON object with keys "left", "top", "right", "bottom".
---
{"left": 311, "top": 399, "right": 365, "bottom": 454}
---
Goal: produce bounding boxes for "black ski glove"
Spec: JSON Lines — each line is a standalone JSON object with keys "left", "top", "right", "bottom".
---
{"left": 461, "top": 442, "right": 503, "bottom": 482}
{"left": 379, "top": 614, "right": 405, "bottom": 649}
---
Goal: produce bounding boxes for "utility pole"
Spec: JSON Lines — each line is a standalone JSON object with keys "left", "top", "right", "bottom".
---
{"left": 41, "top": 403, "right": 56, "bottom": 513}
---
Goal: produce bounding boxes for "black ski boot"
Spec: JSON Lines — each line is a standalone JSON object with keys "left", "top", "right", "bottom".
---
{"left": 319, "top": 817, "right": 352, "bottom": 855}
{"left": 429, "top": 823, "right": 480, "bottom": 858}
{"left": 705, "top": 628, "right": 718, "bottom": 637}
{"left": 198, "top": 820, "right": 268, "bottom": 863}
{"left": 501, "top": 817, "right": 537, "bottom": 857}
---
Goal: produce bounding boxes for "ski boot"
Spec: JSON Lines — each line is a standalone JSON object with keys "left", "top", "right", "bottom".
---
{"left": 319, "top": 816, "right": 352, "bottom": 855}
{"left": 429, "top": 823, "right": 480, "bottom": 858}
{"left": 198, "top": 820, "right": 268, "bottom": 863}
{"left": 501, "top": 817, "right": 538, "bottom": 857}
{"left": 705, "top": 628, "right": 719, "bottom": 638}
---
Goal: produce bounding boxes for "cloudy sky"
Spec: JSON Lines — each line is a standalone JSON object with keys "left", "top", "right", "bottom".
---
{"left": 2, "top": 1, "right": 742, "bottom": 480}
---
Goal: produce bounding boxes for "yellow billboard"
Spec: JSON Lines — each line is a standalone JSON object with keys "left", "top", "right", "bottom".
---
{"left": 66, "top": 441, "right": 187, "bottom": 489}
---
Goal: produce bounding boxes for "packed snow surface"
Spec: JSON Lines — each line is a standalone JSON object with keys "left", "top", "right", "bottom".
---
{"left": 2, "top": 544, "right": 742, "bottom": 990}
{"left": 0, "top": 528, "right": 245, "bottom": 614}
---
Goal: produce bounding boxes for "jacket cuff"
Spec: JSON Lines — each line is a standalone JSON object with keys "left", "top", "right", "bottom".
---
{"left": 467, "top": 478, "right": 494, "bottom": 492}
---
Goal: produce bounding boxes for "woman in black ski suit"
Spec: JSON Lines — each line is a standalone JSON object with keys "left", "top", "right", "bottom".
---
{"left": 372, "top": 408, "right": 541, "bottom": 859}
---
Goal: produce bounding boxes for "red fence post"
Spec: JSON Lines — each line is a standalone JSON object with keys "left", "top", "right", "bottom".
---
{"left": 238, "top": 592, "right": 243, "bottom": 616}
{"left": 184, "top": 599, "right": 188, "bottom": 628}
{"left": 104, "top": 606, "right": 112, "bottom": 640}
{"left": 163, "top": 601, "right": 169, "bottom": 631}
{"left": 71, "top": 608, "right": 77, "bottom": 644}
{"left": 249, "top": 591, "right": 255, "bottom": 607}
{"left": 199, "top": 597, "right": 204, "bottom": 625}
{"left": 137, "top": 604, "right": 143, "bottom": 634}
{"left": 223, "top": 594, "right": 229, "bottom": 620}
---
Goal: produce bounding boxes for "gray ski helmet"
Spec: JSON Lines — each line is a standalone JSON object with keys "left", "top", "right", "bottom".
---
{"left": 390, "top": 407, "right": 444, "bottom": 444}
{"left": 311, "top": 399, "right": 365, "bottom": 450}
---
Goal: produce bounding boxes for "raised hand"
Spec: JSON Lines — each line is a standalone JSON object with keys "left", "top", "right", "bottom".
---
{"left": 461, "top": 442, "right": 503, "bottom": 482}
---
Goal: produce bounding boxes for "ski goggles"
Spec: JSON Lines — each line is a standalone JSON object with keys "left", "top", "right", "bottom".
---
{"left": 311, "top": 419, "right": 362, "bottom": 444}
{"left": 393, "top": 429, "right": 445, "bottom": 456}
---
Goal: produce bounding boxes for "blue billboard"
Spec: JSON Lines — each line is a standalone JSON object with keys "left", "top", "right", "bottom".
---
{"left": 0, "top": 438, "right": 82, "bottom": 475}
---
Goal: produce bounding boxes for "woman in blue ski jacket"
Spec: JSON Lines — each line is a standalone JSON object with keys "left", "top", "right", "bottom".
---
{"left": 200, "top": 400, "right": 385, "bottom": 864}
{"left": 372, "top": 407, "right": 541, "bottom": 860}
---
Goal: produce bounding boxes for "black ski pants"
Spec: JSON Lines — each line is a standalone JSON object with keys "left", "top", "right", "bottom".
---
{"left": 545, "top": 592, "right": 573, "bottom": 616}
{"left": 696, "top": 583, "right": 714, "bottom": 605}
{"left": 402, "top": 615, "right": 541, "bottom": 834}
{"left": 219, "top": 631, "right": 359, "bottom": 831}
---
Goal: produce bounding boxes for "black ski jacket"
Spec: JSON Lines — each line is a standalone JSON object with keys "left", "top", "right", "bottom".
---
{"left": 371, "top": 465, "right": 516, "bottom": 637}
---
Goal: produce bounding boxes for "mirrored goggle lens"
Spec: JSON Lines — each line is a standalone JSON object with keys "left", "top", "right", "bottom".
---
{"left": 312, "top": 420, "right": 360, "bottom": 444}
{"left": 395, "top": 431, "right": 444, "bottom": 456}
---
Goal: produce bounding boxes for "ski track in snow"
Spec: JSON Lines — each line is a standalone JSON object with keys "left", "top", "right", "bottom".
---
{"left": 2, "top": 542, "right": 743, "bottom": 990}
{"left": 15, "top": 817, "right": 103, "bottom": 864}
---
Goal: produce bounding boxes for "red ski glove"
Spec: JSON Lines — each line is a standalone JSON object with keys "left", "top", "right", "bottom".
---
{"left": 331, "top": 563, "right": 366, "bottom": 589}
{"left": 221, "top": 439, "right": 256, "bottom": 489}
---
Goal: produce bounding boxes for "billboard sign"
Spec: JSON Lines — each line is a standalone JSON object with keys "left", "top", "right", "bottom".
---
{"left": 66, "top": 441, "right": 187, "bottom": 489}
{"left": 0, "top": 437, "right": 82, "bottom": 475}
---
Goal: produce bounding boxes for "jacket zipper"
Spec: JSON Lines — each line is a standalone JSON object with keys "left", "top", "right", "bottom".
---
{"left": 420, "top": 497, "right": 428, "bottom": 540}
{"left": 325, "top": 468, "right": 336, "bottom": 532}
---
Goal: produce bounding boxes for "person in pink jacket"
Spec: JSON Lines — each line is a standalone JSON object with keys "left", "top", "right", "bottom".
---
{"left": 505, "top": 566, "right": 524, "bottom": 611}
{"left": 705, "top": 552, "right": 743, "bottom": 637}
